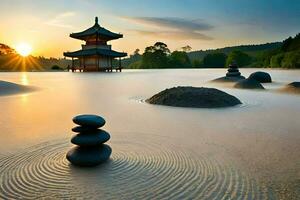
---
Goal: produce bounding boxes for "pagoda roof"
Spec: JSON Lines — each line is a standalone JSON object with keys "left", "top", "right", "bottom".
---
{"left": 70, "top": 17, "right": 123, "bottom": 41}
{"left": 63, "top": 48, "right": 127, "bottom": 58}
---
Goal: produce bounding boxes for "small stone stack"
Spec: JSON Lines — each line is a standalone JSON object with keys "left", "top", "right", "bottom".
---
{"left": 66, "top": 114, "right": 112, "bottom": 167}
{"left": 226, "top": 62, "right": 242, "bottom": 77}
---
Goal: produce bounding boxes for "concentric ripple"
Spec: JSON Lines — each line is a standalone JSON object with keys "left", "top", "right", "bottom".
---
{"left": 0, "top": 133, "right": 274, "bottom": 199}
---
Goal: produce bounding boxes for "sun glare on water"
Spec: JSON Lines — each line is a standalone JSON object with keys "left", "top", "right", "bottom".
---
{"left": 16, "top": 43, "right": 32, "bottom": 57}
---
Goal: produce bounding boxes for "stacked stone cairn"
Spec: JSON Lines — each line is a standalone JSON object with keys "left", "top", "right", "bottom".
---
{"left": 226, "top": 62, "right": 242, "bottom": 77}
{"left": 66, "top": 114, "right": 112, "bottom": 167}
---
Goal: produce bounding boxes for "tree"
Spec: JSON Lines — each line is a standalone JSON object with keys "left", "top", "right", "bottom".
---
{"left": 134, "top": 49, "right": 140, "bottom": 55}
{"left": 130, "top": 49, "right": 142, "bottom": 62}
{"left": 0, "top": 43, "right": 16, "bottom": 55}
{"left": 270, "top": 53, "right": 284, "bottom": 68}
{"left": 202, "top": 53, "right": 227, "bottom": 68}
{"left": 192, "top": 59, "right": 202, "bottom": 68}
{"left": 169, "top": 51, "right": 191, "bottom": 68}
{"left": 142, "top": 42, "right": 170, "bottom": 68}
{"left": 128, "top": 60, "right": 142, "bottom": 69}
{"left": 226, "top": 50, "right": 252, "bottom": 67}
{"left": 281, "top": 51, "right": 300, "bottom": 68}
{"left": 51, "top": 65, "right": 63, "bottom": 70}
{"left": 181, "top": 45, "right": 192, "bottom": 52}
{"left": 281, "top": 37, "right": 293, "bottom": 52}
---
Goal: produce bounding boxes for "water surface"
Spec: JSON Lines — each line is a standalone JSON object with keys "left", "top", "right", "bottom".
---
{"left": 0, "top": 69, "right": 299, "bottom": 199}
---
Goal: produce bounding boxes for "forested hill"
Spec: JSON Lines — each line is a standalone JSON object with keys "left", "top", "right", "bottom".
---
{"left": 121, "top": 41, "right": 283, "bottom": 68}
{"left": 188, "top": 42, "right": 282, "bottom": 61}
{"left": 260, "top": 33, "right": 300, "bottom": 68}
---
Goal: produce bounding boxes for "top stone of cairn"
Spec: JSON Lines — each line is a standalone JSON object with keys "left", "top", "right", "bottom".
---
{"left": 73, "top": 114, "right": 106, "bottom": 128}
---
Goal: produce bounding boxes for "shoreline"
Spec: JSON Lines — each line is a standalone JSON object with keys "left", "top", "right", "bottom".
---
{"left": 0, "top": 67, "right": 300, "bottom": 73}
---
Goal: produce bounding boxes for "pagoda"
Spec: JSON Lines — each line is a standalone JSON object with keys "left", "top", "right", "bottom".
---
{"left": 64, "top": 17, "right": 127, "bottom": 72}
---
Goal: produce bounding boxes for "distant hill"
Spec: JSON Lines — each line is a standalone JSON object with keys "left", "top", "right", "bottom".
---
{"left": 188, "top": 42, "right": 282, "bottom": 61}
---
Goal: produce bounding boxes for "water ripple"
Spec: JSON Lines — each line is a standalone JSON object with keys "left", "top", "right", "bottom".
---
{"left": 0, "top": 134, "right": 274, "bottom": 199}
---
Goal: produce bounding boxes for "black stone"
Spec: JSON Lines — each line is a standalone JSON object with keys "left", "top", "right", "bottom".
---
{"left": 280, "top": 82, "right": 300, "bottom": 94}
{"left": 73, "top": 115, "right": 106, "bottom": 128}
{"left": 66, "top": 144, "right": 112, "bottom": 167}
{"left": 72, "top": 126, "right": 99, "bottom": 133}
{"left": 248, "top": 71, "right": 272, "bottom": 83}
{"left": 287, "top": 82, "right": 300, "bottom": 88}
{"left": 146, "top": 86, "right": 242, "bottom": 108}
{"left": 226, "top": 71, "right": 241, "bottom": 77}
{"left": 71, "top": 131, "right": 110, "bottom": 146}
{"left": 234, "top": 79, "right": 265, "bottom": 89}
{"left": 212, "top": 62, "right": 245, "bottom": 83}
{"left": 227, "top": 68, "right": 239, "bottom": 73}
{"left": 212, "top": 76, "right": 245, "bottom": 83}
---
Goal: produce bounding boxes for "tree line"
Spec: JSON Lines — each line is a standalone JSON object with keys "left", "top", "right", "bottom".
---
{"left": 126, "top": 42, "right": 253, "bottom": 69}
{"left": 127, "top": 43, "right": 192, "bottom": 69}
{"left": 255, "top": 33, "right": 300, "bottom": 68}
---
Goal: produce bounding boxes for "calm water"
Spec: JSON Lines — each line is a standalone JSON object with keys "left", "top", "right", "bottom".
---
{"left": 0, "top": 69, "right": 299, "bottom": 199}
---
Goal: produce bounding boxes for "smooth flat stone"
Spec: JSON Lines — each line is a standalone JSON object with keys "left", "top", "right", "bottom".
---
{"left": 212, "top": 76, "right": 245, "bottom": 83}
{"left": 234, "top": 79, "right": 265, "bottom": 89}
{"left": 248, "top": 71, "right": 272, "bottom": 83}
{"left": 226, "top": 72, "right": 241, "bottom": 77}
{"left": 228, "top": 64, "right": 238, "bottom": 69}
{"left": 227, "top": 68, "right": 239, "bottom": 73}
{"left": 280, "top": 82, "right": 300, "bottom": 94}
{"left": 66, "top": 144, "right": 112, "bottom": 167}
{"left": 72, "top": 126, "right": 99, "bottom": 133}
{"left": 73, "top": 115, "right": 105, "bottom": 128}
{"left": 71, "top": 131, "right": 110, "bottom": 146}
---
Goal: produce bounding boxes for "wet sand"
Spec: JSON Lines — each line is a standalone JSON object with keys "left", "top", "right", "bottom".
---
{"left": 0, "top": 69, "right": 299, "bottom": 199}
{"left": 0, "top": 80, "right": 36, "bottom": 96}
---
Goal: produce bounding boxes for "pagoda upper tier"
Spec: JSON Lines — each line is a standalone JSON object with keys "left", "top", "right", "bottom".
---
{"left": 70, "top": 17, "right": 123, "bottom": 42}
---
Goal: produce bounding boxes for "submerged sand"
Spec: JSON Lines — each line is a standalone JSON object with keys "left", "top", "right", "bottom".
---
{"left": 0, "top": 80, "right": 35, "bottom": 96}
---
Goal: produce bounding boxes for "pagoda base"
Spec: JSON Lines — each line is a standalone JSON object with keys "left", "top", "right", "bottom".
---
{"left": 69, "top": 66, "right": 122, "bottom": 72}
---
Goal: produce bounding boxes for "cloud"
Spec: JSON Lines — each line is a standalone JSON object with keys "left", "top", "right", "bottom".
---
{"left": 122, "top": 16, "right": 213, "bottom": 40}
{"left": 133, "top": 30, "right": 212, "bottom": 40}
{"left": 124, "top": 17, "right": 213, "bottom": 31}
{"left": 46, "top": 12, "right": 75, "bottom": 28}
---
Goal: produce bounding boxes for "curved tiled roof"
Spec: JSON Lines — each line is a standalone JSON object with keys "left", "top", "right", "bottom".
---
{"left": 70, "top": 17, "right": 123, "bottom": 40}
{"left": 63, "top": 48, "right": 127, "bottom": 58}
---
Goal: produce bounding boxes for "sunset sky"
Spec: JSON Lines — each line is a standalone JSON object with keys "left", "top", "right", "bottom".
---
{"left": 1, "top": 0, "right": 299, "bottom": 58}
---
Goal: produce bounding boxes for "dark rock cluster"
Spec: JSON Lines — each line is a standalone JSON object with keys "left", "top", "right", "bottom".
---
{"left": 66, "top": 115, "right": 112, "bottom": 167}
{"left": 146, "top": 86, "right": 242, "bottom": 108}
{"left": 226, "top": 63, "right": 242, "bottom": 77}
{"left": 212, "top": 63, "right": 245, "bottom": 82}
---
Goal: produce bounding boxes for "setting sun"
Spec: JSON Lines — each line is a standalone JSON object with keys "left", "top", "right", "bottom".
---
{"left": 16, "top": 43, "right": 32, "bottom": 57}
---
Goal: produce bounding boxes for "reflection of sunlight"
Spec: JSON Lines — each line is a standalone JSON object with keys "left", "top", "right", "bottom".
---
{"left": 21, "top": 94, "right": 28, "bottom": 102}
{"left": 21, "top": 73, "right": 29, "bottom": 85}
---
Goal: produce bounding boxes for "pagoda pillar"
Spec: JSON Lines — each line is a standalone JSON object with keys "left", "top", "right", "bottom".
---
{"left": 118, "top": 58, "right": 122, "bottom": 72}
{"left": 110, "top": 58, "right": 113, "bottom": 72}
{"left": 83, "top": 58, "right": 86, "bottom": 72}
{"left": 72, "top": 58, "right": 74, "bottom": 72}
